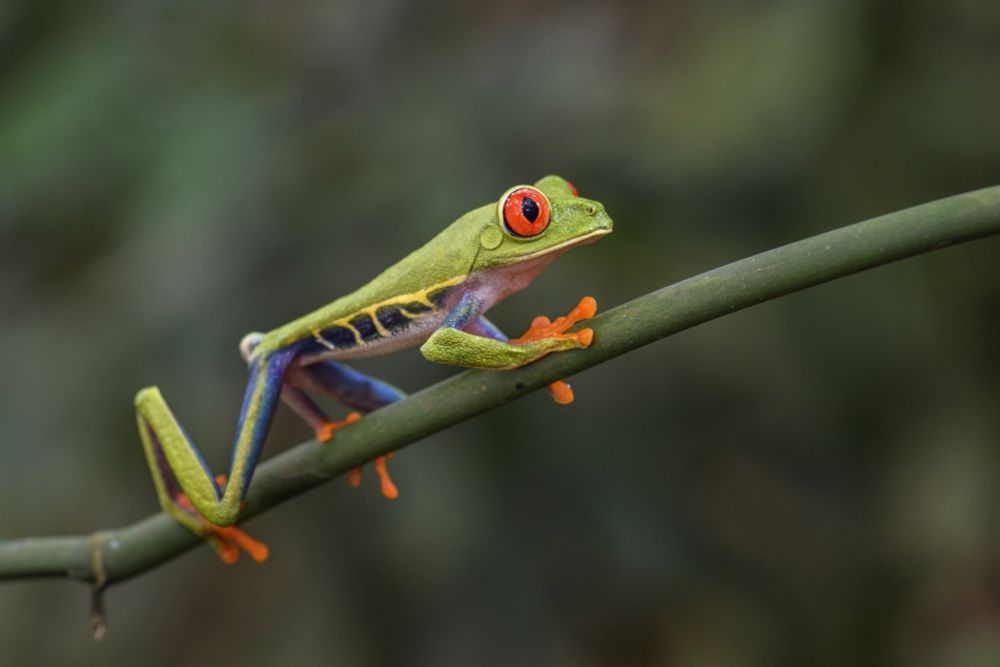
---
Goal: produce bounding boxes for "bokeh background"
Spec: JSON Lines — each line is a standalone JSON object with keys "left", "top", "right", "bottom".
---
{"left": 2, "top": 1, "right": 1000, "bottom": 665}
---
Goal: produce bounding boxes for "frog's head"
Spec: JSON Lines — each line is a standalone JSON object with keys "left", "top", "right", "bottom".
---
{"left": 470, "top": 175, "right": 613, "bottom": 272}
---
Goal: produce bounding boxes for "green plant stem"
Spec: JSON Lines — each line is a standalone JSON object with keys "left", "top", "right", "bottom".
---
{"left": 2, "top": 186, "right": 999, "bottom": 587}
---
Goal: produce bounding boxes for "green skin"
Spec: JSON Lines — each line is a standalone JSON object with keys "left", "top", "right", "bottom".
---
{"left": 134, "top": 175, "right": 613, "bottom": 553}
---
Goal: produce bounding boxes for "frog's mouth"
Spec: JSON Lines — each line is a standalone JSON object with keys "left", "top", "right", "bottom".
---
{"left": 522, "top": 228, "right": 612, "bottom": 261}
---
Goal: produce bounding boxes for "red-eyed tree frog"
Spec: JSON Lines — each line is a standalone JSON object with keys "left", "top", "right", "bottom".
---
{"left": 134, "top": 175, "right": 613, "bottom": 563}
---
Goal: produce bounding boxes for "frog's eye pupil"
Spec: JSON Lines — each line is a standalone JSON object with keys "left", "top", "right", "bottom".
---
{"left": 500, "top": 186, "right": 551, "bottom": 238}
{"left": 521, "top": 197, "right": 540, "bottom": 223}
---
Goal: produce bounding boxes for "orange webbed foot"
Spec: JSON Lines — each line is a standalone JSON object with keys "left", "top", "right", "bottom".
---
{"left": 319, "top": 412, "right": 399, "bottom": 500}
{"left": 315, "top": 411, "right": 362, "bottom": 443}
{"left": 322, "top": 412, "right": 399, "bottom": 500}
{"left": 175, "top": 474, "right": 269, "bottom": 565}
{"left": 510, "top": 296, "right": 597, "bottom": 347}
{"left": 512, "top": 296, "right": 598, "bottom": 405}
{"left": 205, "top": 521, "right": 270, "bottom": 565}
{"left": 349, "top": 453, "right": 398, "bottom": 500}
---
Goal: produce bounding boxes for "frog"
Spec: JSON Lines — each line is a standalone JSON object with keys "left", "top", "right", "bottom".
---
{"left": 134, "top": 175, "right": 613, "bottom": 563}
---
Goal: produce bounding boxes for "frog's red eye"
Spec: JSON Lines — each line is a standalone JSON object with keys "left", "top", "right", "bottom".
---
{"left": 566, "top": 180, "right": 579, "bottom": 197}
{"left": 501, "top": 187, "right": 550, "bottom": 238}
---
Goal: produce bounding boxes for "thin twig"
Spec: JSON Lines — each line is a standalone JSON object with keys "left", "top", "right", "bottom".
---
{"left": 0, "top": 185, "right": 998, "bottom": 588}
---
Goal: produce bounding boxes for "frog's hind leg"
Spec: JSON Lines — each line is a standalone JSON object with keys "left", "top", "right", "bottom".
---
{"left": 285, "top": 361, "right": 406, "bottom": 499}
{"left": 289, "top": 360, "right": 406, "bottom": 498}
{"left": 240, "top": 332, "right": 405, "bottom": 499}
{"left": 137, "top": 392, "right": 270, "bottom": 564}
{"left": 136, "top": 348, "right": 297, "bottom": 563}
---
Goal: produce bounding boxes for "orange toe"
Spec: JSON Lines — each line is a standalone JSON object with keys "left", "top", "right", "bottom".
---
{"left": 375, "top": 456, "right": 399, "bottom": 500}
{"left": 215, "top": 540, "right": 240, "bottom": 565}
{"left": 548, "top": 380, "right": 575, "bottom": 405}
{"left": 315, "top": 412, "right": 362, "bottom": 443}
{"left": 315, "top": 422, "right": 336, "bottom": 443}
{"left": 574, "top": 296, "right": 598, "bottom": 320}
{"left": 349, "top": 467, "right": 363, "bottom": 487}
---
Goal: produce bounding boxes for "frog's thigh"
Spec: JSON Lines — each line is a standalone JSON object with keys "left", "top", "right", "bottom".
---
{"left": 287, "top": 360, "right": 405, "bottom": 413}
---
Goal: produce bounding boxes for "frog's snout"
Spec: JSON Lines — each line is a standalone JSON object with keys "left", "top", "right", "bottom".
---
{"left": 587, "top": 201, "right": 613, "bottom": 234}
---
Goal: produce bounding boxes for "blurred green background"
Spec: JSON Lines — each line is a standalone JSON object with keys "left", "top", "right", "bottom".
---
{"left": 2, "top": 1, "right": 999, "bottom": 665}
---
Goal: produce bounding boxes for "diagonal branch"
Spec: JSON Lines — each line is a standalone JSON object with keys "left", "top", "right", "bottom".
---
{"left": 1, "top": 186, "right": 999, "bottom": 588}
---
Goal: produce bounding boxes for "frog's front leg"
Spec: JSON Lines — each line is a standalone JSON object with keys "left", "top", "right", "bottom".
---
{"left": 420, "top": 293, "right": 595, "bottom": 371}
{"left": 134, "top": 349, "right": 296, "bottom": 563}
{"left": 465, "top": 312, "right": 588, "bottom": 404}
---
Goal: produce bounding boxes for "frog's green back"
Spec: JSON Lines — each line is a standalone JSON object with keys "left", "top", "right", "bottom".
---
{"left": 263, "top": 204, "right": 491, "bottom": 349}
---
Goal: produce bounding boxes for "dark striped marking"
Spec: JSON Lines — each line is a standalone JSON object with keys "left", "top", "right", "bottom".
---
{"left": 317, "top": 325, "right": 357, "bottom": 349}
{"left": 427, "top": 286, "right": 454, "bottom": 307}
{"left": 349, "top": 313, "right": 381, "bottom": 342}
{"left": 402, "top": 300, "right": 433, "bottom": 314}
{"left": 376, "top": 305, "right": 412, "bottom": 333}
